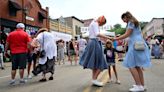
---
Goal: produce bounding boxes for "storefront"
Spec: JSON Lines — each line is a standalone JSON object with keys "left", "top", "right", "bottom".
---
{"left": 0, "top": 0, "right": 49, "bottom": 35}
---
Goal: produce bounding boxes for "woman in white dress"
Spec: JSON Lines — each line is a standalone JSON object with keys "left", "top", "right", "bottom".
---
{"left": 32, "top": 28, "right": 57, "bottom": 82}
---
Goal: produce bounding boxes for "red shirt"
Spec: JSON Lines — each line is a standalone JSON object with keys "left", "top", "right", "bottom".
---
{"left": 6, "top": 29, "right": 30, "bottom": 54}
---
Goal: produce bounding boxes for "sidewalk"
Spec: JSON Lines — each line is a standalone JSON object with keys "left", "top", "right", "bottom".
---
{"left": 3, "top": 62, "right": 11, "bottom": 67}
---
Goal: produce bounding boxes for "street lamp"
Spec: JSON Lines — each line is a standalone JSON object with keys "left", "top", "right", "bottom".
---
{"left": 23, "top": 7, "right": 29, "bottom": 31}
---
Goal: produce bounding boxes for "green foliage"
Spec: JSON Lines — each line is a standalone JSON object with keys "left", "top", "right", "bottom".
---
{"left": 107, "top": 22, "right": 148, "bottom": 35}
{"left": 115, "top": 28, "right": 126, "bottom": 35}
{"left": 107, "top": 24, "right": 125, "bottom": 35}
{"left": 114, "top": 24, "right": 121, "bottom": 29}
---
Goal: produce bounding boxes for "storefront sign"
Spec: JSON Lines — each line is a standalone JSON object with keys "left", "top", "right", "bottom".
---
{"left": 26, "top": 16, "right": 34, "bottom": 21}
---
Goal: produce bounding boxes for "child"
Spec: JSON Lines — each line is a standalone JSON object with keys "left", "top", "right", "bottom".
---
{"left": 104, "top": 40, "right": 124, "bottom": 84}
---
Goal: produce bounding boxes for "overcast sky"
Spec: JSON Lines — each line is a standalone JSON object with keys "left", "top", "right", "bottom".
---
{"left": 39, "top": 0, "right": 164, "bottom": 27}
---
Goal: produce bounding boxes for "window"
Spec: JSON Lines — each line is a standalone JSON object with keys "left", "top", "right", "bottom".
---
{"left": 75, "top": 25, "right": 81, "bottom": 35}
{"left": 38, "top": 12, "right": 46, "bottom": 23}
{"left": 9, "top": 9, "right": 17, "bottom": 16}
{"left": 8, "top": 0, "right": 21, "bottom": 16}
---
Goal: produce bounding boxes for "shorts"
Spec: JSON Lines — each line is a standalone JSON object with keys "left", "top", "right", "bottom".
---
{"left": 108, "top": 62, "right": 115, "bottom": 66}
{"left": 106, "top": 59, "right": 115, "bottom": 66}
{"left": 11, "top": 53, "right": 27, "bottom": 70}
{"left": 68, "top": 49, "right": 76, "bottom": 56}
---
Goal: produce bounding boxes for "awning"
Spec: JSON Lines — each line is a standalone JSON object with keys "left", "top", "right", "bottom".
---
{"left": 38, "top": 12, "right": 47, "bottom": 19}
{"left": 9, "top": 0, "right": 22, "bottom": 10}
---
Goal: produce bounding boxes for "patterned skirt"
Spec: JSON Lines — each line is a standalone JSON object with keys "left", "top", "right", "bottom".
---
{"left": 32, "top": 57, "right": 55, "bottom": 75}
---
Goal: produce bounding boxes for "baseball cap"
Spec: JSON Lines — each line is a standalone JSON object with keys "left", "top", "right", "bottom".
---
{"left": 16, "top": 23, "right": 25, "bottom": 29}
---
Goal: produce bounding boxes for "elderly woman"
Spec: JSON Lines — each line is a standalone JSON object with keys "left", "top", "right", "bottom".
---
{"left": 32, "top": 28, "right": 57, "bottom": 82}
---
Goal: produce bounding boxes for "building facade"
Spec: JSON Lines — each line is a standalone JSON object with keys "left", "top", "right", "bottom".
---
{"left": 64, "top": 16, "right": 84, "bottom": 38}
{"left": 0, "top": 0, "right": 49, "bottom": 35}
{"left": 50, "top": 17, "right": 72, "bottom": 34}
{"left": 143, "top": 18, "right": 164, "bottom": 42}
{"left": 49, "top": 17, "right": 72, "bottom": 41}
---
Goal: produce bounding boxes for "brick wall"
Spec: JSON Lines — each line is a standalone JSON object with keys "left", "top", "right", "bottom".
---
{"left": 0, "top": 0, "right": 48, "bottom": 28}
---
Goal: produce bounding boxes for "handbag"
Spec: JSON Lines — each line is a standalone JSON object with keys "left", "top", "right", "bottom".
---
{"left": 39, "top": 33, "right": 46, "bottom": 58}
{"left": 134, "top": 41, "right": 145, "bottom": 51}
{"left": 39, "top": 50, "right": 46, "bottom": 58}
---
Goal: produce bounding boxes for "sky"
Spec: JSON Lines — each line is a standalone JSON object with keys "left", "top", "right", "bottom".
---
{"left": 39, "top": 0, "right": 164, "bottom": 27}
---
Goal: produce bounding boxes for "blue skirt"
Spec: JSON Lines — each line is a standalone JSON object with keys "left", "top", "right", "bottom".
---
{"left": 79, "top": 38, "right": 108, "bottom": 70}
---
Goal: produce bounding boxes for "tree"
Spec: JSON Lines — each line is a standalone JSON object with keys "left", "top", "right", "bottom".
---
{"left": 114, "top": 24, "right": 121, "bottom": 29}
{"left": 108, "top": 22, "right": 148, "bottom": 35}
{"left": 108, "top": 23, "right": 125, "bottom": 35}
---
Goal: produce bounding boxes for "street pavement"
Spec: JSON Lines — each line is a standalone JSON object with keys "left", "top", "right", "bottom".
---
{"left": 0, "top": 59, "right": 164, "bottom": 92}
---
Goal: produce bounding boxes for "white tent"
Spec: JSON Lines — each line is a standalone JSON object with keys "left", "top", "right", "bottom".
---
{"left": 51, "top": 31, "right": 72, "bottom": 42}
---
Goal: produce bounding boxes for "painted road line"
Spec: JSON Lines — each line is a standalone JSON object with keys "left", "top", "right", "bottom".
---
{"left": 83, "top": 70, "right": 107, "bottom": 92}
{"left": 95, "top": 68, "right": 114, "bottom": 92}
{"left": 0, "top": 75, "right": 10, "bottom": 79}
{"left": 95, "top": 73, "right": 109, "bottom": 92}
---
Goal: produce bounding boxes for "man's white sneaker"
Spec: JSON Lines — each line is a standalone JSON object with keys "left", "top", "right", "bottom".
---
{"left": 9, "top": 80, "right": 16, "bottom": 85}
{"left": 19, "top": 79, "right": 27, "bottom": 84}
{"left": 129, "top": 85, "right": 144, "bottom": 92}
{"left": 92, "top": 80, "right": 103, "bottom": 87}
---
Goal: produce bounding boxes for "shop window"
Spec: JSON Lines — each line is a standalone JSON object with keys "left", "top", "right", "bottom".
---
{"left": 8, "top": 0, "right": 21, "bottom": 16}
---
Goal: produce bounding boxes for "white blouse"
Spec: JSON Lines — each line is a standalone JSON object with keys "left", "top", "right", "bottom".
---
{"left": 89, "top": 20, "right": 100, "bottom": 38}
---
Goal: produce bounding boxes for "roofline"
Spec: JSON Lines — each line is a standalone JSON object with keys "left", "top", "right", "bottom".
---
{"left": 64, "top": 16, "right": 84, "bottom": 23}
{"left": 82, "top": 18, "right": 94, "bottom": 21}
{"left": 150, "top": 17, "right": 164, "bottom": 23}
{"left": 36, "top": 0, "right": 48, "bottom": 13}
{"left": 152, "top": 18, "right": 164, "bottom": 20}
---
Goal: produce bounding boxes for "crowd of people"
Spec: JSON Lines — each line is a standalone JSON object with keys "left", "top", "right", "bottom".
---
{"left": 0, "top": 11, "right": 164, "bottom": 92}
{"left": 0, "top": 23, "right": 88, "bottom": 84}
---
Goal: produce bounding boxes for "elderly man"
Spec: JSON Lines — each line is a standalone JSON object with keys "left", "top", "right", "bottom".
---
{"left": 5, "top": 23, "right": 30, "bottom": 85}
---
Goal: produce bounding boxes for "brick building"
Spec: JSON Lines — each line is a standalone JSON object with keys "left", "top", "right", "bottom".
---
{"left": 0, "top": 0, "right": 49, "bottom": 35}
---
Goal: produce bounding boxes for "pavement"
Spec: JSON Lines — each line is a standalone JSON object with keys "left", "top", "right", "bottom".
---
{"left": 0, "top": 58, "right": 164, "bottom": 92}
